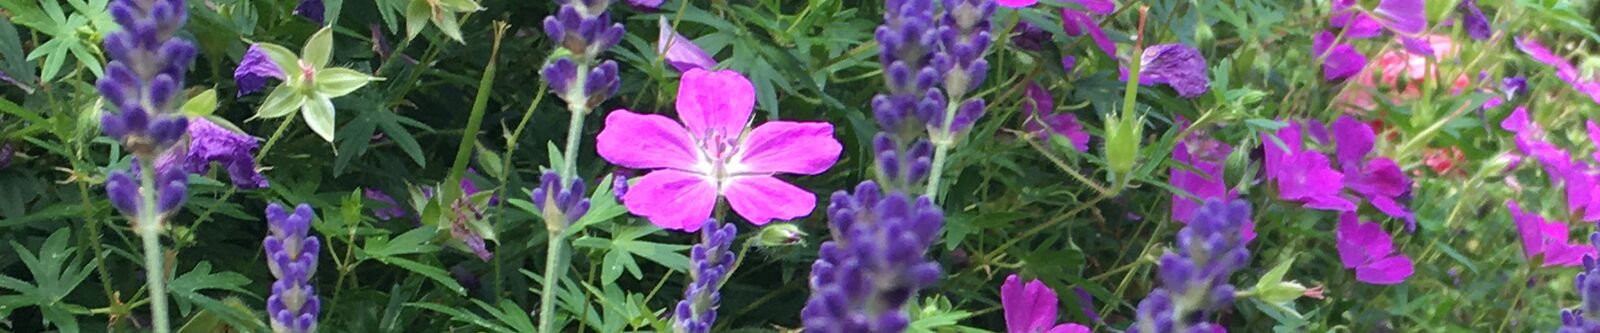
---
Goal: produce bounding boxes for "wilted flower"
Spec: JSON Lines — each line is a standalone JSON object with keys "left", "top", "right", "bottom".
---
{"left": 1021, "top": 82, "right": 1089, "bottom": 151}
{"left": 674, "top": 220, "right": 737, "bottom": 333}
{"left": 802, "top": 181, "right": 943, "bottom": 333}
{"left": 1336, "top": 212, "right": 1414, "bottom": 284}
{"left": 235, "top": 44, "right": 286, "bottom": 96}
{"left": 596, "top": 69, "right": 842, "bottom": 231}
{"left": 1123, "top": 44, "right": 1210, "bottom": 98}
{"left": 658, "top": 17, "right": 716, "bottom": 72}
{"left": 1001, "top": 275, "right": 1090, "bottom": 333}
{"left": 264, "top": 203, "right": 321, "bottom": 333}
{"left": 1130, "top": 199, "right": 1252, "bottom": 333}
{"left": 183, "top": 118, "right": 268, "bottom": 189}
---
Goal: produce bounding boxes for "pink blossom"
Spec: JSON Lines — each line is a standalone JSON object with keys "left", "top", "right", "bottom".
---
{"left": 597, "top": 69, "right": 842, "bottom": 231}
{"left": 1001, "top": 274, "right": 1091, "bottom": 333}
{"left": 1263, "top": 122, "right": 1356, "bottom": 212}
{"left": 1336, "top": 212, "right": 1414, "bottom": 284}
{"left": 1507, "top": 200, "right": 1593, "bottom": 267}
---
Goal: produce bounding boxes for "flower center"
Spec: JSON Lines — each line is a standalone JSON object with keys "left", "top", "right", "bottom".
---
{"left": 299, "top": 60, "right": 317, "bottom": 87}
{"left": 699, "top": 129, "right": 742, "bottom": 186}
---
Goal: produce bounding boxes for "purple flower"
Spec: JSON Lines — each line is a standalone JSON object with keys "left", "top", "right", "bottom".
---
{"left": 294, "top": 0, "right": 325, "bottom": 25}
{"left": 1331, "top": 116, "right": 1415, "bottom": 229}
{"left": 1589, "top": 121, "right": 1600, "bottom": 163}
{"left": 1458, "top": 0, "right": 1491, "bottom": 41}
{"left": 802, "top": 181, "right": 943, "bottom": 333}
{"left": 1517, "top": 37, "right": 1600, "bottom": 105}
{"left": 1061, "top": 56, "right": 1077, "bottom": 73}
{"left": 1021, "top": 82, "right": 1088, "bottom": 151}
{"left": 0, "top": 143, "right": 12, "bottom": 170}
{"left": 184, "top": 118, "right": 268, "bottom": 189}
{"left": 264, "top": 203, "right": 321, "bottom": 333}
{"left": 1263, "top": 122, "right": 1356, "bottom": 212}
{"left": 1171, "top": 123, "right": 1232, "bottom": 224}
{"left": 1503, "top": 76, "right": 1527, "bottom": 99}
{"left": 1059, "top": 0, "right": 1117, "bottom": 58}
{"left": 541, "top": 0, "right": 624, "bottom": 107}
{"left": 1399, "top": 37, "right": 1435, "bottom": 57}
{"left": 531, "top": 170, "right": 590, "bottom": 229}
{"left": 98, "top": 0, "right": 197, "bottom": 220}
{"left": 1313, "top": 31, "right": 1368, "bottom": 81}
{"left": 596, "top": 69, "right": 842, "bottom": 231}
{"left": 1011, "top": 21, "right": 1051, "bottom": 52}
{"left": 1560, "top": 233, "right": 1600, "bottom": 332}
{"left": 872, "top": 0, "right": 943, "bottom": 133}
{"left": 626, "top": 0, "right": 663, "bottom": 10}
{"left": 1336, "top": 212, "right": 1414, "bottom": 284}
{"left": 364, "top": 189, "right": 408, "bottom": 221}
{"left": 1330, "top": 0, "right": 1425, "bottom": 38}
{"left": 1130, "top": 199, "right": 1251, "bottom": 333}
{"left": 1124, "top": 44, "right": 1210, "bottom": 98}
{"left": 235, "top": 44, "right": 287, "bottom": 96}
{"left": 996, "top": 0, "right": 1035, "bottom": 7}
{"left": 658, "top": 17, "right": 716, "bottom": 72}
{"left": 1508, "top": 201, "right": 1592, "bottom": 267}
{"left": 935, "top": 0, "right": 995, "bottom": 132}
{"left": 673, "top": 220, "right": 737, "bottom": 333}
{"left": 1001, "top": 275, "right": 1090, "bottom": 333}
{"left": 106, "top": 157, "right": 189, "bottom": 217}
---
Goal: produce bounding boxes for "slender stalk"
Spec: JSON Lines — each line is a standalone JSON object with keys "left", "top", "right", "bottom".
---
{"left": 924, "top": 98, "right": 961, "bottom": 199}
{"left": 135, "top": 157, "right": 170, "bottom": 333}
{"left": 560, "top": 63, "right": 592, "bottom": 181}
{"left": 538, "top": 234, "right": 570, "bottom": 333}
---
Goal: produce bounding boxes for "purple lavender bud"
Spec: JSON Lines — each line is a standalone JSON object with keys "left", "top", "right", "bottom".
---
{"left": 294, "top": 0, "right": 326, "bottom": 25}
{"left": 264, "top": 203, "right": 320, "bottom": 333}
{"left": 1131, "top": 199, "right": 1252, "bottom": 333}
{"left": 948, "top": 99, "right": 984, "bottom": 132}
{"left": 873, "top": 0, "right": 943, "bottom": 132}
{"left": 532, "top": 170, "right": 590, "bottom": 230}
{"left": 99, "top": 0, "right": 198, "bottom": 223}
{"left": 542, "top": 58, "right": 579, "bottom": 96}
{"left": 674, "top": 220, "right": 738, "bottom": 333}
{"left": 610, "top": 171, "right": 630, "bottom": 202}
{"left": 584, "top": 60, "right": 620, "bottom": 106}
{"left": 106, "top": 171, "right": 141, "bottom": 215}
{"left": 803, "top": 181, "right": 943, "bottom": 333}
{"left": 936, "top": 0, "right": 994, "bottom": 101}
{"left": 149, "top": 116, "right": 189, "bottom": 148}
{"left": 1457, "top": 0, "right": 1490, "bottom": 41}
{"left": 156, "top": 166, "right": 188, "bottom": 212}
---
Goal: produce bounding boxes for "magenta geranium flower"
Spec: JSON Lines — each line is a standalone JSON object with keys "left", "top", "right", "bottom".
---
{"left": 1507, "top": 200, "right": 1592, "bottom": 267}
{"left": 1330, "top": 0, "right": 1425, "bottom": 38}
{"left": 1336, "top": 212, "right": 1414, "bottom": 285}
{"left": 1516, "top": 37, "right": 1600, "bottom": 105}
{"left": 1263, "top": 122, "right": 1356, "bottom": 211}
{"left": 1001, "top": 274, "right": 1090, "bottom": 333}
{"left": 1171, "top": 122, "right": 1230, "bottom": 223}
{"left": 597, "top": 69, "right": 842, "bottom": 231}
{"left": 1331, "top": 116, "right": 1415, "bottom": 228}
{"left": 1313, "top": 31, "right": 1367, "bottom": 81}
{"left": 1059, "top": 0, "right": 1117, "bottom": 58}
{"left": 1021, "top": 82, "right": 1089, "bottom": 151}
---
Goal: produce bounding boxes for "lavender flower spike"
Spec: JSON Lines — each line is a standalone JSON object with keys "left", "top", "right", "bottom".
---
{"left": 541, "top": 0, "right": 625, "bottom": 108}
{"left": 1561, "top": 233, "right": 1600, "bottom": 332}
{"left": 264, "top": 203, "right": 321, "bottom": 333}
{"left": 1131, "top": 199, "right": 1252, "bottom": 333}
{"left": 935, "top": 0, "right": 995, "bottom": 132}
{"left": 98, "top": 0, "right": 196, "bottom": 158}
{"left": 674, "top": 220, "right": 738, "bottom": 333}
{"left": 531, "top": 170, "right": 591, "bottom": 231}
{"left": 802, "top": 181, "right": 944, "bottom": 333}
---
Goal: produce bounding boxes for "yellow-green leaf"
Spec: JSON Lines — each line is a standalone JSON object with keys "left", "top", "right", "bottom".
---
{"left": 316, "top": 68, "right": 381, "bottom": 97}
{"left": 256, "top": 84, "right": 306, "bottom": 119}
{"left": 180, "top": 89, "right": 218, "bottom": 117}
{"left": 431, "top": 9, "right": 464, "bottom": 42}
{"left": 254, "top": 43, "right": 301, "bottom": 81}
{"left": 404, "top": 0, "right": 430, "bottom": 40}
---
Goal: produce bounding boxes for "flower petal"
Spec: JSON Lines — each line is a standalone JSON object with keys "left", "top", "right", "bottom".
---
{"left": 1045, "top": 324, "right": 1092, "bottom": 333}
{"left": 734, "top": 121, "right": 842, "bottom": 175}
{"left": 1372, "top": 0, "right": 1426, "bottom": 35}
{"left": 658, "top": 17, "right": 717, "bottom": 72}
{"left": 596, "top": 110, "right": 700, "bottom": 171}
{"left": 996, "top": 0, "right": 1037, "bottom": 8}
{"left": 1355, "top": 255, "right": 1414, "bottom": 285}
{"left": 1313, "top": 31, "right": 1368, "bottom": 81}
{"left": 1001, "top": 274, "right": 1060, "bottom": 333}
{"left": 622, "top": 169, "right": 717, "bottom": 231}
{"left": 676, "top": 69, "right": 755, "bottom": 140}
{"left": 1135, "top": 44, "right": 1210, "bottom": 98}
{"left": 1066, "top": 0, "right": 1115, "bottom": 14}
{"left": 722, "top": 175, "right": 816, "bottom": 225}
{"left": 1060, "top": 9, "right": 1116, "bottom": 58}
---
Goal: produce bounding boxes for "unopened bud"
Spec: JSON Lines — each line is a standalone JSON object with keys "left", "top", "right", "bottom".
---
{"left": 1103, "top": 112, "right": 1144, "bottom": 177}
{"left": 756, "top": 223, "right": 806, "bottom": 247}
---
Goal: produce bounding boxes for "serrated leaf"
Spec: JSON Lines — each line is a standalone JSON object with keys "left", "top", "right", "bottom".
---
{"left": 302, "top": 95, "right": 337, "bottom": 142}
{"left": 181, "top": 89, "right": 219, "bottom": 117}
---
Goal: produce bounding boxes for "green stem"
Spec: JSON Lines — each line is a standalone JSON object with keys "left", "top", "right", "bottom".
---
{"left": 538, "top": 234, "right": 570, "bottom": 333}
{"left": 560, "top": 63, "right": 593, "bottom": 181}
{"left": 136, "top": 157, "right": 170, "bottom": 333}
{"left": 924, "top": 99, "right": 962, "bottom": 199}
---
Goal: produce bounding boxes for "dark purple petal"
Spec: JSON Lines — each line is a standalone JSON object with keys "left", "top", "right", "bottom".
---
{"left": 294, "top": 0, "right": 325, "bottom": 25}
{"left": 234, "top": 44, "right": 286, "bottom": 96}
{"left": 1313, "top": 31, "right": 1367, "bottom": 81}
{"left": 1458, "top": 0, "right": 1491, "bottom": 40}
{"left": 1130, "top": 44, "right": 1210, "bottom": 98}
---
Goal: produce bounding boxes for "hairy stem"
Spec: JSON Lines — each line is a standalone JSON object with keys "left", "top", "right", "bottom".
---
{"left": 136, "top": 157, "right": 169, "bottom": 333}
{"left": 538, "top": 234, "right": 570, "bottom": 333}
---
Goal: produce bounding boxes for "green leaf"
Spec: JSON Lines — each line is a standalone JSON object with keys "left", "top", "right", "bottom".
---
{"left": 302, "top": 94, "right": 338, "bottom": 142}
{"left": 256, "top": 84, "right": 307, "bottom": 119}
{"left": 379, "top": 257, "right": 467, "bottom": 295}
{"left": 302, "top": 26, "right": 335, "bottom": 69}
{"left": 180, "top": 89, "right": 219, "bottom": 117}
{"left": 168, "top": 262, "right": 264, "bottom": 331}
{"left": 362, "top": 227, "right": 441, "bottom": 258}
{"left": 407, "top": 302, "right": 514, "bottom": 332}
{"left": 435, "top": 0, "right": 481, "bottom": 13}
{"left": 316, "top": 67, "right": 380, "bottom": 97}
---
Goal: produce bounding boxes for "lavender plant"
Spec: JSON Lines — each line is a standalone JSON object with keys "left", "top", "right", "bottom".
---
{"left": 1131, "top": 199, "right": 1252, "bottom": 333}
{"left": 674, "top": 220, "right": 737, "bottom": 333}
{"left": 264, "top": 203, "right": 321, "bottom": 333}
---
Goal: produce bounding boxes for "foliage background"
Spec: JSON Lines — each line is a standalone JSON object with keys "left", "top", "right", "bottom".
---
{"left": 1, "top": 0, "right": 1598, "bottom": 331}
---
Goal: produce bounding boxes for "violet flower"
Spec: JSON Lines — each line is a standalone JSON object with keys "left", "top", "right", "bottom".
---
{"left": 1059, "top": 0, "right": 1117, "bottom": 58}
{"left": 1336, "top": 212, "right": 1414, "bottom": 284}
{"left": 0, "top": 143, "right": 12, "bottom": 170}
{"left": 1560, "top": 232, "right": 1600, "bottom": 332}
{"left": 184, "top": 118, "right": 268, "bottom": 189}
{"left": 673, "top": 220, "right": 737, "bottom": 333}
{"left": 596, "top": 69, "right": 841, "bottom": 231}
{"left": 542, "top": 0, "right": 625, "bottom": 108}
{"left": 626, "top": 0, "right": 663, "bottom": 10}
{"left": 294, "top": 0, "right": 325, "bottom": 25}
{"left": 364, "top": 189, "right": 408, "bottom": 221}
{"left": 264, "top": 203, "right": 321, "bottom": 333}
{"left": 801, "top": 181, "right": 943, "bottom": 333}
{"left": 1001, "top": 274, "right": 1090, "bottom": 333}
{"left": 1130, "top": 199, "right": 1252, "bottom": 333}
{"left": 1171, "top": 121, "right": 1232, "bottom": 224}
{"left": 106, "top": 157, "right": 189, "bottom": 217}
{"left": 1329, "top": 0, "right": 1426, "bottom": 38}
{"left": 1122, "top": 43, "right": 1210, "bottom": 98}
{"left": 1503, "top": 76, "right": 1527, "bottom": 99}
{"left": 658, "top": 17, "right": 716, "bottom": 72}
{"left": 1021, "top": 82, "right": 1089, "bottom": 151}
{"left": 1331, "top": 116, "right": 1415, "bottom": 229}
{"left": 1313, "top": 31, "right": 1367, "bottom": 81}
{"left": 996, "top": 0, "right": 1035, "bottom": 7}
{"left": 1508, "top": 200, "right": 1592, "bottom": 267}
{"left": 235, "top": 44, "right": 287, "bottom": 96}
{"left": 870, "top": 0, "right": 943, "bottom": 188}
{"left": 531, "top": 170, "right": 591, "bottom": 230}
{"left": 99, "top": 0, "right": 197, "bottom": 218}
{"left": 1262, "top": 121, "right": 1356, "bottom": 211}
{"left": 1457, "top": 0, "right": 1491, "bottom": 41}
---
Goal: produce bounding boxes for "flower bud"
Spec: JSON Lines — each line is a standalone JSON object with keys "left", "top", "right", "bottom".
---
{"left": 1103, "top": 112, "right": 1144, "bottom": 178}
{"left": 757, "top": 223, "right": 806, "bottom": 247}
{"left": 1256, "top": 280, "right": 1310, "bottom": 305}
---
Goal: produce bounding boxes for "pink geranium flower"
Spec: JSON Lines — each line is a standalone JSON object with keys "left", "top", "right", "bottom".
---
{"left": 1507, "top": 200, "right": 1593, "bottom": 267}
{"left": 1330, "top": 116, "right": 1416, "bottom": 229}
{"left": 597, "top": 69, "right": 842, "bottom": 231}
{"left": 1001, "top": 274, "right": 1091, "bottom": 333}
{"left": 1336, "top": 212, "right": 1414, "bottom": 284}
{"left": 1263, "top": 122, "right": 1356, "bottom": 211}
